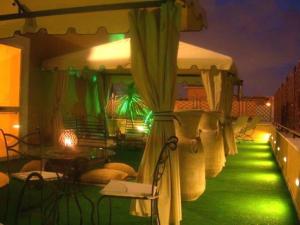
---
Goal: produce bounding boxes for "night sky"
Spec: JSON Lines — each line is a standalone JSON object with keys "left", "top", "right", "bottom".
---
{"left": 181, "top": 0, "right": 300, "bottom": 96}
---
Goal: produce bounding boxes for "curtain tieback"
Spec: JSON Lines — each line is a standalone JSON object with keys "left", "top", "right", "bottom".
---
{"left": 153, "top": 111, "right": 179, "bottom": 123}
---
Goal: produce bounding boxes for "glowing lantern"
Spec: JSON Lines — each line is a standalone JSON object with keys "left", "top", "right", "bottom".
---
{"left": 277, "top": 147, "right": 280, "bottom": 151}
{"left": 59, "top": 129, "right": 78, "bottom": 149}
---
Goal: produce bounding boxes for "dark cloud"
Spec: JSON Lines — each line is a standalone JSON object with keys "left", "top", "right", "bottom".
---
{"left": 181, "top": 0, "right": 300, "bottom": 96}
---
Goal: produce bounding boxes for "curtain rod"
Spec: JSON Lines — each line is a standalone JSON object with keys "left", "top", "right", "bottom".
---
{"left": 0, "top": 0, "right": 167, "bottom": 21}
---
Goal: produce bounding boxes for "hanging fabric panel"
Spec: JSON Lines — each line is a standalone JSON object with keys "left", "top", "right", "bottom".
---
{"left": 52, "top": 70, "right": 69, "bottom": 145}
{"left": 129, "top": 2, "right": 182, "bottom": 225}
{"left": 200, "top": 66, "right": 226, "bottom": 177}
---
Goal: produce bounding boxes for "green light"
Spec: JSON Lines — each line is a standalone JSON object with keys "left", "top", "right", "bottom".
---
{"left": 249, "top": 172, "right": 281, "bottom": 183}
{"left": 250, "top": 198, "right": 289, "bottom": 216}
{"left": 92, "top": 75, "right": 97, "bottom": 83}
{"left": 232, "top": 172, "right": 281, "bottom": 184}
{"left": 116, "top": 83, "right": 149, "bottom": 120}
{"left": 235, "top": 160, "right": 276, "bottom": 168}
{"left": 239, "top": 144, "right": 270, "bottom": 150}
{"left": 241, "top": 151, "right": 272, "bottom": 159}
{"left": 109, "top": 34, "right": 125, "bottom": 42}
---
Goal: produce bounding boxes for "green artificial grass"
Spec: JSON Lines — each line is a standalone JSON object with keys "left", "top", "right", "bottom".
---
{"left": 0, "top": 142, "right": 299, "bottom": 225}
{"left": 182, "top": 142, "right": 299, "bottom": 225}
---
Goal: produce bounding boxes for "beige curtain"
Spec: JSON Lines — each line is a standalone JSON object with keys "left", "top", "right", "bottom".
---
{"left": 129, "top": 2, "right": 182, "bottom": 225}
{"left": 52, "top": 71, "right": 69, "bottom": 145}
{"left": 72, "top": 76, "right": 88, "bottom": 119}
{"left": 201, "top": 66, "right": 226, "bottom": 167}
{"left": 97, "top": 72, "right": 111, "bottom": 119}
{"left": 221, "top": 75, "right": 237, "bottom": 155}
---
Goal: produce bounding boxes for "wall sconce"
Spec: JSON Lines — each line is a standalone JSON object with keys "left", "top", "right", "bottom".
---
{"left": 274, "top": 140, "right": 276, "bottom": 144}
{"left": 277, "top": 147, "right": 280, "bottom": 151}
{"left": 296, "top": 178, "right": 299, "bottom": 187}
{"left": 265, "top": 102, "right": 271, "bottom": 107}
{"left": 12, "top": 124, "right": 20, "bottom": 129}
{"left": 59, "top": 129, "right": 78, "bottom": 149}
{"left": 283, "top": 157, "right": 287, "bottom": 163}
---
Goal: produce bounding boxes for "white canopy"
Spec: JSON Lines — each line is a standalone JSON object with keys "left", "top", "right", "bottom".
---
{"left": 0, "top": 0, "right": 206, "bottom": 38}
{"left": 43, "top": 38, "right": 236, "bottom": 74}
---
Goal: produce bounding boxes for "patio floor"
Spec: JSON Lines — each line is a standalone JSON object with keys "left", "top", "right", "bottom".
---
{"left": 1, "top": 141, "right": 299, "bottom": 225}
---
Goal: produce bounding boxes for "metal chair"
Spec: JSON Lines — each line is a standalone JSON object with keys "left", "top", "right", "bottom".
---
{"left": 0, "top": 128, "right": 60, "bottom": 224}
{"left": 0, "top": 172, "right": 9, "bottom": 224}
{"left": 236, "top": 116, "right": 261, "bottom": 141}
{"left": 233, "top": 116, "right": 249, "bottom": 136}
{"left": 97, "top": 136, "right": 178, "bottom": 225}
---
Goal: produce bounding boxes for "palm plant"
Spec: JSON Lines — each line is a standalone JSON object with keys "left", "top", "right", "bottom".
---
{"left": 117, "top": 83, "right": 148, "bottom": 120}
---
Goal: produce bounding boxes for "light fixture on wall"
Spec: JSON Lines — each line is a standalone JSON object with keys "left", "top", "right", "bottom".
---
{"left": 265, "top": 102, "right": 271, "bottom": 107}
{"left": 296, "top": 178, "right": 300, "bottom": 187}
{"left": 283, "top": 156, "right": 287, "bottom": 163}
{"left": 274, "top": 140, "right": 276, "bottom": 144}
{"left": 277, "top": 146, "right": 280, "bottom": 151}
{"left": 59, "top": 129, "right": 78, "bottom": 149}
{"left": 12, "top": 124, "right": 20, "bottom": 129}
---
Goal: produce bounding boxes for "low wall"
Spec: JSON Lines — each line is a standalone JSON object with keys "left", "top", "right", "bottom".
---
{"left": 270, "top": 128, "right": 300, "bottom": 220}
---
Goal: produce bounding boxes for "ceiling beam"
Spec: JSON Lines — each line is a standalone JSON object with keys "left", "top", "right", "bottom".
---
{"left": 0, "top": 0, "right": 166, "bottom": 21}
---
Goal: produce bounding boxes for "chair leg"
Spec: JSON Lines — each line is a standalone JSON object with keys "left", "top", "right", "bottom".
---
{"left": 74, "top": 192, "right": 83, "bottom": 225}
{"left": 108, "top": 198, "right": 112, "bottom": 225}
{"left": 97, "top": 196, "right": 105, "bottom": 225}
{"left": 0, "top": 185, "right": 9, "bottom": 224}
{"left": 77, "top": 187, "right": 96, "bottom": 225}
{"left": 155, "top": 200, "right": 161, "bottom": 225}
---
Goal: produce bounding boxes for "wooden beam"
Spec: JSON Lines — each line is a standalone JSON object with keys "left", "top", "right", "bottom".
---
{"left": 0, "top": 1, "right": 166, "bottom": 21}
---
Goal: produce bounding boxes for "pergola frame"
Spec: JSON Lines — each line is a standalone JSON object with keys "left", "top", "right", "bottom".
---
{"left": 0, "top": 0, "right": 168, "bottom": 21}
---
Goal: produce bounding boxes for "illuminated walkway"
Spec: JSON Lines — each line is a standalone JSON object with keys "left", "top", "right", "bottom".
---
{"left": 182, "top": 142, "right": 299, "bottom": 225}
{"left": 1, "top": 142, "right": 299, "bottom": 225}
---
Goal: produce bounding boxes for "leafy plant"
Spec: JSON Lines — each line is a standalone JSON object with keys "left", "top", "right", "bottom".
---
{"left": 117, "top": 83, "right": 148, "bottom": 120}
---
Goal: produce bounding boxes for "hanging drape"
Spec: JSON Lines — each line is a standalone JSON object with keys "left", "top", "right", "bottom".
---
{"left": 97, "top": 72, "right": 111, "bottom": 119}
{"left": 221, "top": 75, "right": 238, "bottom": 155}
{"left": 129, "top": 2, "right": 182, "bottom": 225}
{"left": 200, "top": 66, "right": 226, "bottom": 170}
{"left": 73, "top": 76, "right": 88, "bottom": 119}
{"left": 52, "top": 71, "right": 69, "bottom": 145}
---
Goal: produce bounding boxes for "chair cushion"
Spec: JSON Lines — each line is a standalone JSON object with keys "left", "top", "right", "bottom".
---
{"left": 0, "top": 172, "right": 9, "bottom": 188}
{"left": 80, "top": 168, "right": 128, "bottom": 184}
{"left": 104, "top": 162, "right": 137, "bottom": 177}
{"left": 20, "top": 160, "right": 43, "bottom": 172}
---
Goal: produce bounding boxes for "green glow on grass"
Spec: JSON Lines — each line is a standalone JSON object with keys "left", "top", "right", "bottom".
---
{"left": 232, "top": 172, "right": 281, "bottom": 184}
{"left": 241, "top": 144, "right": 270, "bottom": 150}
{"left": 250, "top": 172, "right": 281, "bottom": 183}
{"left": 242, "top": 151, "right": 272, "bottom": 159}
{"left": 252, "top": 198, "right": 289, "bottom": 216}
{"left": 238, "top": 160, "right": 276, "bottom": 168}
